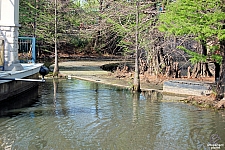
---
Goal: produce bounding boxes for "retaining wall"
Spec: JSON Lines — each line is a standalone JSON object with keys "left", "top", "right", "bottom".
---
{"left": 163, "top": 80, "right": 214, "bottom": 96}
{"left": 0, "top": 73, "right": 39, "bottom": 101}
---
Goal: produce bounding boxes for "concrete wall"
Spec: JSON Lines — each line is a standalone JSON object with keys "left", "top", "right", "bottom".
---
{"left": 0, "top": 73, "right": 39, "bottom": 101}
{"left": 163, "top": 80, "right": 213, "bottom": 96}
{"left": 0, "top": 0, "right": 23, "bottom": 71}
{"left": 0, "top": 86, "right": 38, "bottom": 116}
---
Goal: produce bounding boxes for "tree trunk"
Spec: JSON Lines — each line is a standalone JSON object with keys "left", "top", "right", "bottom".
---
{"left": 215, "top": 5, "right": 225, "bottom": 100}
{"left": 53, "top": 0, "right": 59, "bottom": 77}
{"left": 133, "top": 0, "right": 141, "bottom": 92}
{"left": 191, "top": 62, "right": 213, "bottom": 78}
{"left": 192, "top": 63, "right": 201, "bottom": 78}
{"left": 191, "top": 40, "right": 212, "bottom": 78}
{"left": 221, "top": 41, "right": 225, "bottom": 98}
{"left": 215, "top": 39, "right": 225, "bottom": 100}
{"left": 214, "top": 62, "right": 220, "bottom": 82}
{"left": 93, "top": 0, "right": 103, "bottom": 53}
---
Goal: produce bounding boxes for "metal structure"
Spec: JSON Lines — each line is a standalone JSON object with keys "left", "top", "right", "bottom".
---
{"left": 0, "top": 39, "right": 4, "bottom": 70}
{"left": 18, "top": 37, "right": 36, "bottom": 63}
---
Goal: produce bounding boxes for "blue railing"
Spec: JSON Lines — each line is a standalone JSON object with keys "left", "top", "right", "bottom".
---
{"left": 18, "top": 37, "right": 36, "bottom": 63}
{"left": 0, "top": 39, "right": 4, "bottom": 71}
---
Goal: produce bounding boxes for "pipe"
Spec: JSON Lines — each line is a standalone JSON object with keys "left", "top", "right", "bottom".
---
{"left": 0, "top": 77, "right": 45, "bottom": 82}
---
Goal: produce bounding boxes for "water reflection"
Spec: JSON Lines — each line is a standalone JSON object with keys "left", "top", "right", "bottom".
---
{"left": 0, "top": 79, "right": 224, "bottom": 150}
{"left": 141, "top": 90, "right": 163, "bottom": 101}
{"left": 0, "top": 86, "right": 38, "bottom": 117}
{"left": 53, "top": 78, "right": 58, "bottom": 106}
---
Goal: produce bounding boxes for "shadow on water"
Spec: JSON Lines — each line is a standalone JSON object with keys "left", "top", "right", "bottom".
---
{"left": 0, "top": 86, "right": 39, "bottom": 117}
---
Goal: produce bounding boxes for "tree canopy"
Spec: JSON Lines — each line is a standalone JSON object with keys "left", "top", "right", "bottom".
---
{"left": 159, "top": 0, "right": 225, "bottom": 41}
{"left": 158, "top": 0, "right": 225, "bottom": 63}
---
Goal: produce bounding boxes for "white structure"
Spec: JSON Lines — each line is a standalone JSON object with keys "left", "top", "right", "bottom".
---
{"left": 0, "top": 0, "right": 23, "bottom": 71}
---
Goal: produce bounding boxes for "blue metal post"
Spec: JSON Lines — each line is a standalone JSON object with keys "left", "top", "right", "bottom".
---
{"left": 32, "top": 37, "right": 36, "bottom": 63}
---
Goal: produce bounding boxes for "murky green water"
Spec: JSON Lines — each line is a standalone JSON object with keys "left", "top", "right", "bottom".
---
{"left": 0, "top": 79, "right": 225, "bottom": 150}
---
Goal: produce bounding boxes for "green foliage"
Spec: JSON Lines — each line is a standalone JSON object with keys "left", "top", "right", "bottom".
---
{"left": 211, "top": 54, "right": 223, "bottom": 64}
{"left": 19, "top": 0, "right": 84, "bottom": 50}
{"left": 82, "top": 0, "right": 99, "bottom": 11}
{"left": 177, "top": 46, "right": 207, "bottom": 63}
{"left": 100, "top": 0, "right": 157, "bottom": 56}
{"left": 70, "top": 37, "right": 88, "bottom": 48}
{"left": 102, "top": 14, "right": 130, "bottom": 36}
{"left": 178, "top": 45, "right": 222, "bottom": 64}
{"left": 208, "top": 45, "right": 223, "bottom": 64}
{"left": 19, "top": 0, "right": 37, "bottom": 36}
{"left": 118, "top": 39, "right": 133, "bottom": 55}
{"left": 159, "top": 0, "right": 225, "bottom": 40}
{"left": 159, "top": 0, "right": 225, "bottom": 64}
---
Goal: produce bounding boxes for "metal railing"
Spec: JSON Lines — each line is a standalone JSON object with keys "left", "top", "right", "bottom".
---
{"left": 18, "top": 37, "right": 36, "bottom": 63}
{"left": 0, "top": 39, "right": 4, "bottom": 70}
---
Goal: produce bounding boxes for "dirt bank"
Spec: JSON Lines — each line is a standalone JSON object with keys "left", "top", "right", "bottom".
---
{"left": 49, "top": 60, "right": 224, "bottom": 110}
{"left": 52, "top": 60, "right": 163, "bottom": 91}
{"left": 181, "top": 96, "right": 225, "bottom": 110}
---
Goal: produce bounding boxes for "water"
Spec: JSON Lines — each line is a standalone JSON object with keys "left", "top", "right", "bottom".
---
{"left": 0, "top": 79, "right": 225, "bottom": 150}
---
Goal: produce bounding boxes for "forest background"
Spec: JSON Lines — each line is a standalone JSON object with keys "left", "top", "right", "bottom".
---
{"left": 19, "top": 0, "right": 225, "bottom": 98}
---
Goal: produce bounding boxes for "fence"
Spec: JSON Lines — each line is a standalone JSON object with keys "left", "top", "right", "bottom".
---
{"left": 18, "top": 37, "right": 36, "bottom": 63}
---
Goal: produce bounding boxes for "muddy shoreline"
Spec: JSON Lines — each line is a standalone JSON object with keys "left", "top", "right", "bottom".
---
{"left": 49, "top": 60, "right": 225, "bottom": 110}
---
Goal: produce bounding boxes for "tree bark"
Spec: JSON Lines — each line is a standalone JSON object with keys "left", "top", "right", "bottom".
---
{"left": 221, "top": 41, "right": 225, "bottom": 98}
{"left": 214, "top": 62, "right": 220, "bottom": 82}
{"left": 93, "top": 0, "right": 103, "bottom": 53}
{"left": 53, "top": 0, "right": 59, "bottom": 77}
{"left": 191, "top": 40, "right": 213, "bottom": 78}
{"left": 133, "top": 0, "right": 141, "bottom": 92}
{"left": 215, "top": 3, "right": 225, "bottom": 100}
{"left": 215, "top": 39, "right": 225, "bottom": 100}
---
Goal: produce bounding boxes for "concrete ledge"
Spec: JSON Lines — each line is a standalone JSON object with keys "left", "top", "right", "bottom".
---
{"left": 163, "top": 80, "right": 214, "bottom": 96}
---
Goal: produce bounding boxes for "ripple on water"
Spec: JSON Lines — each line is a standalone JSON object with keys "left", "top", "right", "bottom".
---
{"left": 0, "top": 79, "right": 224, "bottom": 150}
